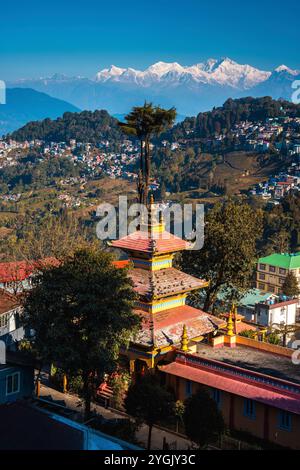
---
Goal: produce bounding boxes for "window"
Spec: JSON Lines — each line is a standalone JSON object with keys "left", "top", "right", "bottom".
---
{"left": 244, "top": 399, "right": 256, "bottom": 419}
{"left": 6, "top": 372, "right": 20, "bottom": 395}
{"left": 212, "top": 388, "right": 221, "bottom": 408}
{"left": 278, "top": 410, "right": 292, "bottom": 431}
{"left": 259, "top": 264, "right": 266, "bottom": 270}
{"left": 268, "top": 285, "right": 275, "bottom": 293}
{"left": 279, "top": 278, "right": 285, "bottom": 285}
{"left": 185, "top": 380, "right": 192, "bottom": 397}
{"left": 269, "top": 265, "right": 276, "bottom": 273}
{"left": 279, "top": 268, "right": 286, "bottom": 275}
{"left": 258, "top": 283, "right": 265, "bottom": 290}
{"left": 0, "top": 313, "right": 8, "bottom": 328}
{"left": 259, "top": 273, "right": 265, "bottom": 280}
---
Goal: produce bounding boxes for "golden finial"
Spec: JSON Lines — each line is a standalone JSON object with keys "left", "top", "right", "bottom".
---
{"left": 227, "top": 306, "right": 234, "bottom": 337}
{"left": 180, "top": 324, "right": 189, "bottom": 352}
{"left": 150, "top": 193, "right": 154, "bottom": 206}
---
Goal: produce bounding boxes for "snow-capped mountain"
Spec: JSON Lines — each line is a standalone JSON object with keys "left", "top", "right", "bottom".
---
{"left": 95, "top": 58, "right": 271, "bottom": 89}
{"left": 8, "top": 58, "right": 300, "bottom": 116}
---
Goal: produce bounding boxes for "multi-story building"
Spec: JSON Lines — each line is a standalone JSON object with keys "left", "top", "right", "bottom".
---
{"left": 256, "top": 252, "right": 300, "bottom": 295}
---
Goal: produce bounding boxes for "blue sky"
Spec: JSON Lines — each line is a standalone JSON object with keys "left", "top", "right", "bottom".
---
{"left": 1, "top": 0, "right": 299, "bottom": 80}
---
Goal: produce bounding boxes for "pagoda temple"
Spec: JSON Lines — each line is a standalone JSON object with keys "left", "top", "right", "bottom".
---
{"left": 111, "top": 196, "right": 224, "bottom": 374}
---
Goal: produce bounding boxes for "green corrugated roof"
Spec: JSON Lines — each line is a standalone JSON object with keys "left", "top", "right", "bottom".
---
{"left": 217, "top": 288, "right": 274, "bottom": 308}
{"left": 258, "top": 252, "right": 300, "bottom": 269}
{"left": 238, "top": 289, "right": 274, "bottom": 309}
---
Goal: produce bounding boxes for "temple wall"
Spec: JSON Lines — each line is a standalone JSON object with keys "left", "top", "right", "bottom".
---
{"left": 164, "top": 374, "right": 300, "bottom": 449}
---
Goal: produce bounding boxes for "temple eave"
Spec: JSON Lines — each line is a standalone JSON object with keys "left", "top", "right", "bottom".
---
{"left": 131, "top": 305, "right": 224, "bottom": 350}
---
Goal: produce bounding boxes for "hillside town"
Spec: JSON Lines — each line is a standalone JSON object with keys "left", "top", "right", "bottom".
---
{"left": 0, "top": 137, "right": 140, "bottom": 180}
{"left": 177, "top": 115, "right": 300, "bottom": 155}
{"left": 1, "top": 114, "right": 300, "bottom": 198}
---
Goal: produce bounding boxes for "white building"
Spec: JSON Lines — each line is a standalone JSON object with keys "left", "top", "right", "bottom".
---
{"left": 255, "top": 298, "right": 298, "bottom": 328}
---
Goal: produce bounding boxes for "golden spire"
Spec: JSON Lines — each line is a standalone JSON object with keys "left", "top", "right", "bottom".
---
{"left": 233, "top": 303, "right": 238, "bottom": 335}
{"left": 180, "top": 324, "right": 189, "bottom": 352}
{"left": 227, "top": 306, "right": 234, "bottom": 337}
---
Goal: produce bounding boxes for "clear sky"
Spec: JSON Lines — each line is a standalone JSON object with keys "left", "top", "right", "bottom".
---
{"left": 1, "top": 0, "right": 299, "bottom": 80}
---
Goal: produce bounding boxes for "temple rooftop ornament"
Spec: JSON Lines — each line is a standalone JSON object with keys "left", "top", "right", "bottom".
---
{"left": 227, "top": 306, "right": 235, "bottom": 337}
{"left": 180, "top": 324, "right": 189, "bottom": 352}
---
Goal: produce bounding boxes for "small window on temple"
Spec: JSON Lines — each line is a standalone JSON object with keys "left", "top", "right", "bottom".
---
{"left": 212, "top": 388, "right": 221, "bottom": 408}
{"left": 259, "top": 264, "right": 266, "bottom": 270}
{"left": 278, "top": 410, "right": 292, "bottom": 431}
{"left": 269, "top": 265, "right": 276, "bottom": 273}
{"left": 244, "top": 399, "right": 256, "bottom": 419}
{"left": 185, "top": 380, "right": 192, "bottom": 397}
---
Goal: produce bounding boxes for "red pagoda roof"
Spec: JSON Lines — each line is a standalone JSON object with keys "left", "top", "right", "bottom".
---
{"left": 133, "top": 305, "right": 224, "bottom": 348}
{"left": 111, "top": 230, "right": 189, "bottom": 255}
{"left": 129, "top": 267, "right": 207, "bottom": 300}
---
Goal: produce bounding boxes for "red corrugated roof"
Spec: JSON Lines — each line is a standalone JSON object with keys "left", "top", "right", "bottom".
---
{"left": 236, "top": 321, "right": 257, "bottom": 334}
{"left": 0, "top": 258, "right": 59, "bottom": 283}
{"left": 0, "top": 289, "right": 20, "bottom": 314}
{"left": 160, "top": 361, "right": 300, "bottom": 415}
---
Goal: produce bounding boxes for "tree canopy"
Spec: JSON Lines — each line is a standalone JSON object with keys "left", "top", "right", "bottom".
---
{"left": 124, "top": 375, "right": 175, "bottom": 449}
{"left": 9, "top": 110, "right": 124, "bottom": 143}
{"left": 22, "top": 247, "right": 140, "bottom": 417}
{"left": 183, "top": 389, "right": 224, "bottom": 448}
{"left": 182, "top": 199, "right": 263, "bottom": 311}
{"left": 119, "top": 102, "right": 176, "bottom": 204}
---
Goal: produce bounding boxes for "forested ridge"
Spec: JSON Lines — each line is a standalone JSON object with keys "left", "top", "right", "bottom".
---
{"left": 10, "top": 110, "right": 124, "bottom": 143}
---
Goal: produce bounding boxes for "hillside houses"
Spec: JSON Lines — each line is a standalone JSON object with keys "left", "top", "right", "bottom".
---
{"left": 0, "top": 137, "right": 140, "bottom": 183}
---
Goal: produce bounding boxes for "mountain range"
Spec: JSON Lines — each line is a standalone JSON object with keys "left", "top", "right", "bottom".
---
{"left": 0, "top": 88, "right": 80, "bottom": 135}
{"left": 7, "top": 58, "right": 300, "bottom": 117}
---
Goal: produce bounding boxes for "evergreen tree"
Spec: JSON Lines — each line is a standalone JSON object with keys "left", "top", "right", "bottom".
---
{"left": 118, "top": 103, "right": 176, "bottom": 204}
{"left": 282, "top": 272, "right": 300, "bottom": 297}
